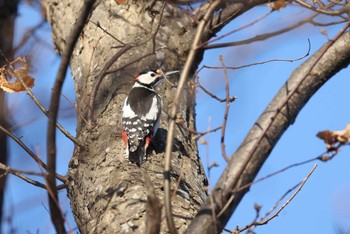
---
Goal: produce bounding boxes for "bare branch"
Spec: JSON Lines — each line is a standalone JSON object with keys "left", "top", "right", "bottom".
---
{"left": 88, "top": 2, "right": 168, "bottom": 125}
{"left": 46, "top": 0, "right": 96, "bottom": 232}
{"left": 89, "top": 20, "right": 126, "bottom": 46}
{"left": 185, "top": 22, "right": 350, "bottom": 234}
{"left": 207, "top": 0, "right": 276, "bottom": 40}
{"left": 218, "top": 55, "right": 230, "bottom": 162}
{"left": 0, "top": 162, "right": 46, "bottom": 189}
{"left": 200, "top": 39, "right": 311, "bottom": 70}
{"left": 205, "top": 13, "right": 318, "bottom": 50}
{"left": 249, "top": 164, "right": 317, "bottom": 227}
{"left": 238, "top": 164, "right": 317, "bottom": 233}
{"left": 0, "top": 52, "right": 80, "bottom": 146}
{"left": 230, "top": 139, "right": 348, "bottom": 195}
{"left": 198, "top": 9, "right": 273, "bottom": 48}
{"left": 0, "top": 162, "right": 65, "bottom": 190}
{"left": 294, "top": 0, "right": 350, "bottom": 16}
{"left": 106, "top": 2, "right": 167, "bottom": 72}
{"left": 196, "top": 80, "right": 237, "bottom": 103}
{"left": 0, "top": 124, "right": 66, "bottom": 182}
{"left": 87, "top": 44, "right": 132, "bottom": 125}
{"left": 143, "top": 171, "right": 162, "bottom": 234}
{"left": 163, "top": 1, "right": 222, "bottom": 233}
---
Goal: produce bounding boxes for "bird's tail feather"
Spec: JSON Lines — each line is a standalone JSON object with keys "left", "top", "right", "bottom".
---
{"left": 128, "top": 140, "right": 145, "bottom": 167}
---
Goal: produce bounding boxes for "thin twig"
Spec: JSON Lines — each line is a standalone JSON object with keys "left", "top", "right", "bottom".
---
{"left": 88, "top": 2, "right": 167, "bottom": 125}
{"left": 0, "top": 124, "right": 66, "bottom": 182}
{"left": 163, "top": 1, "right": 222, "bottom": 233}
{"left": 219, "top": 55, "right": 230, "bottom": 162}
{"left": 223, "top": 165, "right": 317, "bottom": 233}
{"left": 87, "top": 44, "right": 132, "bottom": 125}
{"left": 196, "top": 126, "right": 222, "bottom": 138}
{"left": 204, "top": 13, "right": 319, "bottom": 50}
{"left": 294, "top": 0, "right": 349, "bottom": 16}
{"left": 234, "top": 139, "right": 350, "bottom": 197}
{"left": 90, "top": 20, "right": 126, "bottom": 46}
{"left": 196, "top": 81, "right": 236, "bottom": 103}
{"left": 106, "top": 2, "right": 167, "bottom": 75}
{"left": 105, "top": 51, "right": 156, "bottom": 75}
{"left": 175, "top": 119, "right": 222, "bottom": 140}
{"left": 209, "top": 192, "right": 218, "bottom": 234}
{"left": 0, "top": 50, "right": 80, "bottom": 146}
{"left": 172, "top": 163, "right": 186, "bottom": 200}
{"left": 216, "top": 20, "right": 350, "bottom": 224}
{"left": 198, "top": 9, "right": 273, "bottom": 48}
{"left": 201, "top": 38, "right": 311, "bottom": 70}
{"left": 0, "top": 162, "right": 65, "bottom": 190}
{"left": 60, "top": 92, "right": 90, "bottom": 128}
{"left": 46, "top": 0, "right": 96, "bottom": 233}
{"left": 0, "top": 163, "right": 45, "bottom": 189}
{"left": 239, "top": 164, "right": 317, "bottom": 232}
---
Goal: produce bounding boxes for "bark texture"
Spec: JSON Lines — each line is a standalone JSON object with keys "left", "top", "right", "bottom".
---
{"left": 46, "top": 1, "right": 207, "bottom": 233}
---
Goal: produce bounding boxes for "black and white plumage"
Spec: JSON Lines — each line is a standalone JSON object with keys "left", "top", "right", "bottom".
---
{"left": 122, "top": 70, "right": 163, "bottom": 166}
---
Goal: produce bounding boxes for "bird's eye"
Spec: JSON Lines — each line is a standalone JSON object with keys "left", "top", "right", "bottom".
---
{"left": 150, "top": 72, "right": 156, "bottom": 77}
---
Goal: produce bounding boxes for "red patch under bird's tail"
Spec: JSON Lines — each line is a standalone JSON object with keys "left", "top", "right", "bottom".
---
{"left": 122, "top": 130, "right": 128, "bottom": 147}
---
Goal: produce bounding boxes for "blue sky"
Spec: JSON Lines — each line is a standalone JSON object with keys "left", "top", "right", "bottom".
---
{"left": 4, "top": 2, "right": 350, "bottom": 233}
{"left": 196, "top": 5, "right": 350, "bottom": 234}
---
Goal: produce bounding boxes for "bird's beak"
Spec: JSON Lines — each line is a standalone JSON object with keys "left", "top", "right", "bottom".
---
{"left": 156, "top": 69, "right": 180, "bottom": 79}
{"left": 156, "top": 69, "right": 164, "bottom": 78}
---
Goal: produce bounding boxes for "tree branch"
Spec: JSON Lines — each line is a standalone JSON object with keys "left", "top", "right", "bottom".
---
{"left": 218, "top": 55, "right": 230, "bottom": 162}
{"left": 0, "top": 124, "right": 66, "bottom": 182}
{"left": 293, "top": 0, "right": 350, "bottom": 16}
{"left": 238, "top": 164, "right": 317, "bottom": 233}
{"left": 185, "top": 24, "right": 350, "bottom": 234}
{"left": 87, "top": 44, "right": 132, "bottom": 125}
{"left": 0, "top": 162, "right": 66, "bottom": 190}
{"left": 144, "top": 171, "right": 162, "bottom": 234}
{"left": 0, "top": 55, "right": 81, "bottom": 146}
{"left": 205, "top": 13, "right": 317, "bottom": 50}
{"left": 206, "top": 0, "right": 276, "bottom": 40}
{"left": 46, "top": 0, "right": 95, "bottom": 233}
{"left": 163, "top": 1, "right": 222, "bottom": 233}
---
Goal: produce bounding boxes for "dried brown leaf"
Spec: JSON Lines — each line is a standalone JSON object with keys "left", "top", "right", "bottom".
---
{"left": 0, "top": 57, "right": 35, "bottom": 93}
{"left": 316, "top": 130, "right": 336, "bottom": 145}
{"left": 268, "top": 0, "right": 291, "bottom": 10}
{"left": 317, "top": 124, "right": 350, "bottom": 153}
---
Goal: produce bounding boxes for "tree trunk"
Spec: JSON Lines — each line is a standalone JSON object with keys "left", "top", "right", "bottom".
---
{"left": 0, "top": 0, "right": 18, "bottom": 229}
{"left": 46, "top": 1, "right": 207, "bottom": 233}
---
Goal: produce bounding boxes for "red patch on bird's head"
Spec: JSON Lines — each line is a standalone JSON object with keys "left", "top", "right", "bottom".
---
{"left": 134, "top": 74, "right": 141, "bottom": 81}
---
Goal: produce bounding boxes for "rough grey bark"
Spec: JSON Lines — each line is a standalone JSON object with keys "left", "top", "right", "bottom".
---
{"left": 44, "top": 0, "right": 301, "bottom": 233}
{"left": 46, "top": 1, "right": 207, "bottom": 233}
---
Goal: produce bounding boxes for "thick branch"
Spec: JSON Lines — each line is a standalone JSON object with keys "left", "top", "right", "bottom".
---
{"left": 203, "top": 0, "right": 276, "bottom": 41}
{"left": 185, "top": 29, "right": 350, "bottom": 234}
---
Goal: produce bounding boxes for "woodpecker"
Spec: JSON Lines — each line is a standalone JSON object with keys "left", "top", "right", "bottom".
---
{"left": 122, "top": 70, "right": 164, "bottom": 166}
